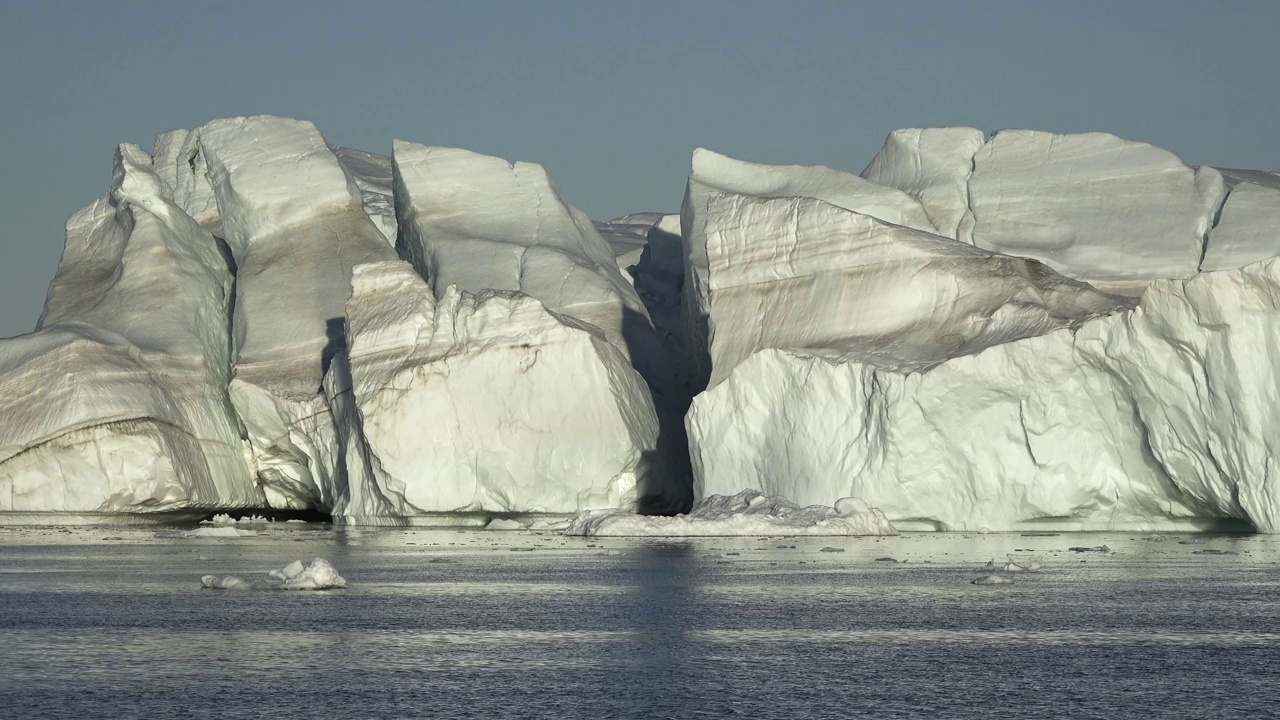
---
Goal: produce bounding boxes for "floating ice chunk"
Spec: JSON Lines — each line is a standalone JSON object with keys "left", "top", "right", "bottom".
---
{"left": 526, "top": 519, "right": 572, "bottom": 532}
{"left": 564, "top": 489, "right": 895, "bottom": 537}
{"left": 1068, "top": 545, "right": 1111, "bottom": 553}
{"left": 200, "top": 575, "right": 252, "bottom": 590}
{"left": 972, "top": 574, "right": 1014, "bottom": 585}
{"left": 485, "top": 519, "right": 526, "bottom": 531}
{"left": 267, "top": 559, "right": 306, "bottom": 581}
{"left": 200, "top": 558, "right": 345, "bottom": 591}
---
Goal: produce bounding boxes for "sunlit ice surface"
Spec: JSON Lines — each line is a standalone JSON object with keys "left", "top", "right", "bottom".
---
{"left": 2, "top": 525, "right": 1279, "bottom": 719}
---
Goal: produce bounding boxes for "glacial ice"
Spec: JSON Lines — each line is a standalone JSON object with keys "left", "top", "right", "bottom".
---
{"left": 197, "top": 116, "right": 398, "bottom": 510}
{"left": 564, "top": 489, "right": 895, "bottom": 537}
{"left": 0, "top": 144, "right": 257, "bottom": 514}
{"left": 962, "top": 130, "right": 1225, "bottom": 291}
{"left": 4, "top": 116, "right": 1280, "bottom": 535}
{"left": 335, "top": 261, "right": 667, "bottom": 523}
{"left": 1200, "top": 169, "right": 1280, "bottom": 272}
{"left": 679, "top": 146, "right": 1130, "bottom": 390}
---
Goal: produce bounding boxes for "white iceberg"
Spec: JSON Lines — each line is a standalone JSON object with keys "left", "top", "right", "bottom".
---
{"left": 0, "top": 143, "right": 257, "bottom": 514}
{"left": 564, "top": 489, "right": 895, "bottom": 537}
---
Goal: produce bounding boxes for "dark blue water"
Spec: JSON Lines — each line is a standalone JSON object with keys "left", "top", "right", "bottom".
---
{"left": 2, "top": 526, "right": 1278, "bottom": 719}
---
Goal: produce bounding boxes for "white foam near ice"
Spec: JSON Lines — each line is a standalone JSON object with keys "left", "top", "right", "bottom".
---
{"left": 564, "top": 489, "right": 895, "bottom": 537}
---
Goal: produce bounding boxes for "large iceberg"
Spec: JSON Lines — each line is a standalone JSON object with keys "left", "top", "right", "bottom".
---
{"left": 5, "top": 116, "right": 1280, "bottom": 534}
{"left": 0, "top": 144, "right": 256, "bottom": 514}
{"left": 682, "top": 137, "right": 1280, "bottom": 531}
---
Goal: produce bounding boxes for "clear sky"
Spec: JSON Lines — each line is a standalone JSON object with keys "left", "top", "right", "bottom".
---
{"left": 2, "top": 0, "right": 1278, "bottom": 337}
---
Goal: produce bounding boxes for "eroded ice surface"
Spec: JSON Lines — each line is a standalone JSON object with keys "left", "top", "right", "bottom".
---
{"left": 336, "top": 261, "right": 667, "bottom": 522}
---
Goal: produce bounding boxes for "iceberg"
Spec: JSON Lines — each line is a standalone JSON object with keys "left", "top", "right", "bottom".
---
{"left": 0, "top": 144, "right": 257, "bottom": 514}
{"left": 564, "top": 489, "right": 895, "bottom": 537}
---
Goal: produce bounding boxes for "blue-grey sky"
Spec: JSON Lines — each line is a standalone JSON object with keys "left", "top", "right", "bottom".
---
{"left": 2, "top": 1, "right": 1278, "bottom": 338}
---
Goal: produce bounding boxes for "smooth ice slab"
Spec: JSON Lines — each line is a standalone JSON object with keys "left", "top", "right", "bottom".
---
{"left": 1200, "top": 169, "right": 1280, "bottom": 272}
{"left": 962, "top": 130, "right": 1226, "bottom": 290}
{"left": 861, "top": 127, "right": 987, "bottom": 239}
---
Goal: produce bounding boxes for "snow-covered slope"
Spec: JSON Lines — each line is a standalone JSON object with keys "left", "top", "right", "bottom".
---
{"left": 689, "top": 256, "right": 1280, "bottom": 532}
{"left": 0, "top": 144, "right": 256, "bottom": 513}
{"left": 336, "top": 261, "right": 667, "bottom": 523}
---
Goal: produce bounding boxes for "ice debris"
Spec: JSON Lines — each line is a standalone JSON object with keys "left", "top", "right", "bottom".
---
{"left": 200, "top": 558, "right": 346, "bottom": 590}
{"left": 564, "top": 490, "right": 895, "bottom": 537}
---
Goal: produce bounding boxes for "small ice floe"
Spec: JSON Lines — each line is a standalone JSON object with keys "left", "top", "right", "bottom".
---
{"left": 1191, "top": 549, "right": 1237, "bottom": 555}
{"left": 875, "top": 557, "right": 899, "bottom": 563}
{"left": 972, "top": 573, "right": 1014, "bottom": 585}
{"left": 820, "top": 547, "right": 846, "bottom": 553}
{"left": 200, "top": 558, "right": 346, "bottom": 591}
{"left": 202, "top": 513, "right": 271, "bottom": 526}
{"left": 157, "top": 527, "right": 256, "bottom": 539}
{"left": 485, "top": 518, "right": 526, "bottom": 531}
{"left": 1068, "top": 545, "right": 1111, "bottom": 553}
{"left": 1002, "top": 555, "right": 1042, "bottom": 572}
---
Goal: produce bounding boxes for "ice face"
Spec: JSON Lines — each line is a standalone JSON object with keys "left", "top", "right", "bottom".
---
{"left": 0, "top": 144, "right": 257, "bottom": 514}
{"left": 679, "top": 147, "right": 1132, "bottom": 391}
{"left": 688, "top": 257, "right": 1280, "bottom": 532}
{"left": 334, "top": 261, "right": 668, "bottom": 522}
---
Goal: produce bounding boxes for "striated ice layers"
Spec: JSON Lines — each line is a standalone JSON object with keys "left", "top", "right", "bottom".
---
{"left": 5, "top": 116, "right": 1280, "bottom": 533}
{"left": 687, "top": 140, "right": 1280, "bottom": 533}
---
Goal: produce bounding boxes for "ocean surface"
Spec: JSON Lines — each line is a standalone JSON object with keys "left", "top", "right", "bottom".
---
{"left": 1, "top": 525, "right": 1278, "bottom": 719}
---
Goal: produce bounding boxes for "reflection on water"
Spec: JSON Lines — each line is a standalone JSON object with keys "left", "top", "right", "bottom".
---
{"left": 1, "top": 528, "right": 1279, "bottom": 719}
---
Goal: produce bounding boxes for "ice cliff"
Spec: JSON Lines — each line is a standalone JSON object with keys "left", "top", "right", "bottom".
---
{"left": 687, "top": 133, "right": 1280, "bottom": 532}
{"left": 2, "top": 116, "right": 1279, "bottom": 533}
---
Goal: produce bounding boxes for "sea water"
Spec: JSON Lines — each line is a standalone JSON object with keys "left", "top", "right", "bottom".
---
{"left": 2, "top": 526, "right": 1278, "bottom": 719}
